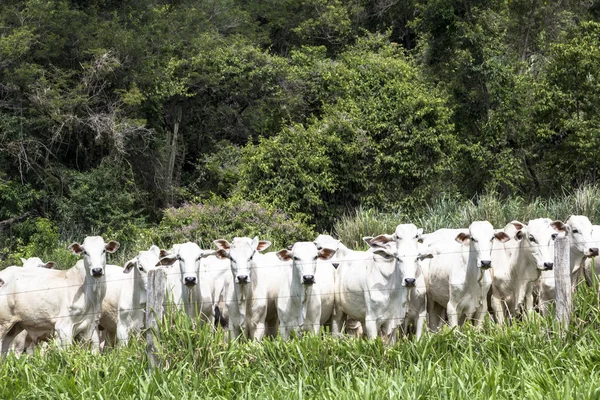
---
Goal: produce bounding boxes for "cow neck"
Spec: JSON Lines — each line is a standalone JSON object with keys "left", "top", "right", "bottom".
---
{"left": 570, "top": 247, "right": 586, "bottom": 276}
{"left": 514, "top": 240, "right": 542, "bottom": 283}
{"left": 132, "top": 266, "right": 145, "bottom": 306}
{"left": 372, "top": 253, "right": 398, "bottom": 281}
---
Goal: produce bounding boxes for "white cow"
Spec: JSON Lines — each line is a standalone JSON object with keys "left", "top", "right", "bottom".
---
{"left": 537, "top": 215, "right": 599, "bottom": 312}
{"left": 0, "top": 236, "right": 119, "bottom": 352}
{"left": 426, "top": 221, "right": 509, "bottom": 330}
{"left": 582, "top": 225, "right": 600, "bottom": 287}
{"left": 157, "top": 242, "right": 221, "bottom": 325}
{"left": 275, "top": 242, "right": 336, "bottom": 338}
{"left": 8, "top": 258, "right": 56, "bottom": 354}
{"left": 214, "top": 237, "right": 282, "bottom": 341}
{"left": 490, "top": 219, "right": 558, "bottom": 323}
{"left": 332, "top": 224, "right": 431, "bottom": 342}
{"left": 314, "top": 234, "right": 365, "bottom": 337}
{"left": 20, "top": 257, "right": 56, "bottom": 270}
{"left": 99, "top": 245, "right": 161, "bottom": 347}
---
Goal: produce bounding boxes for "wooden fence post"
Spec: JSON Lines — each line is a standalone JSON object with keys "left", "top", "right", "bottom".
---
{"left": 554, "top": 235, "right": 571, "bottom": 328}
{"left": 146, "top": 268, "right": 166, "bottom": 371}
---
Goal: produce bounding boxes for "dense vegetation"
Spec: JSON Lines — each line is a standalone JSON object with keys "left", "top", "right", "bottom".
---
{"left": 2, "top": 0, "right": 600, "bottom": 264}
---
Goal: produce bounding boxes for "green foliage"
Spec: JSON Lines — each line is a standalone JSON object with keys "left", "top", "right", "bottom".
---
{"left": 239, "top": 34, "right": 456, "bottom": 228}
{"left": 156, "top": 197, "right": 315, "bottom": 250}
{"left": 53, "top": 159, "right": 148, "bottom": 241}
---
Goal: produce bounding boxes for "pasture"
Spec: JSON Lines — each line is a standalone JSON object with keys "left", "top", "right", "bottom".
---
{"left": 2, "top": 186, "right": 600, "bottom": 399}
{"left": 1, "top": 284, "right": 600, "bottom": 399}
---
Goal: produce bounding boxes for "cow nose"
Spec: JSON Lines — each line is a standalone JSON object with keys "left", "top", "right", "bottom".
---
{"left": 543, "top": 262, "right": 554, "bottom": 270}
{"left": 91, "top": 268, "right": 103, "bottom": 277}
{"left": 302, "top": 275, "right": 315, "bottom": 284}
{"left": 590, "top": 248, "right": 599, "bottom": 257}
{"left": 404, "top": 278, "right": 416, "bottom": 287}
{"left": 331, "top": 263, "right": 340, "bottom": 269}
{"left": 184, "top": 276, "right": 197, "bottom": 286}
{"left": 237, "top": 275, "right": 249, "bottom": 284}
{"left": 480, "top": 260, "right": 492, "bottom": 269}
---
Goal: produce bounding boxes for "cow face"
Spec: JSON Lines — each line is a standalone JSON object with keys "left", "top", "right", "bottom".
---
{"left": 277, "top": 242, "right": 335, "bottom": 285}
{"left": 124, "top": 245, "right": 161, "bottom": 288}
{"left": 365, "top": 224, "right": 431, "bottom": 287}
{"left": 513, "top": 218, "right": 557, "bottom": 271}
{"left": 553, "top": 215, "right": 599, "bottom": 258}
{"left": 215, "top": 237, "right": 271, "bottom": 285}
{"left": 456, "top": 221, "right": 509, "bottom": 269}
{"left": 69, "top": 236, "right": 120, "bottom": 278}
{"left": 156, "top": 242, "right": 213, "bottom": 287}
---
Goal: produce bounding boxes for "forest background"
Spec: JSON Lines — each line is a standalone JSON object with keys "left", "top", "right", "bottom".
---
{"left": 2, "top": 0, "right": 600, "bottom": 264}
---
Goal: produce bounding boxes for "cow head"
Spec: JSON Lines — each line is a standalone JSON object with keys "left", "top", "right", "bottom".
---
{"left": 276, "top": 242, "right": 335, "bottom": 285}
{"left": 456, "top": 221, "right": 509, "bottom": 269}
{"left": 69, "top": 236, "right": 120, "bottom": 278}
{"left": 124, "top": 245, "right": 161, "bottom": 289}
{"left": 552, "top": 215, "right": 599, "bottom": 259}
{"left": 365, "top": 224, "right": 431, "bottom": 287}
{"left": 512, "top": 218, "right": 557, "bottom": 271}
{"left": 214, "top": 236, "right": 271, "bottom": 285}
{"left": 156, "top": 242, "right": 213, "bottom": 287}
{"left": 21, "top": 257, "right": 56, "bottom": 269}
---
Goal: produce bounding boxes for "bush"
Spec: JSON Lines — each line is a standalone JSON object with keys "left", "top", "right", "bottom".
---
{"left": 156, "top": 197, "right": 316, "bottom": 250}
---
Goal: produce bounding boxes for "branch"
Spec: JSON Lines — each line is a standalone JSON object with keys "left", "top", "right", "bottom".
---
{"left": 0, "top": 212, "right": 31, "bottom": 229}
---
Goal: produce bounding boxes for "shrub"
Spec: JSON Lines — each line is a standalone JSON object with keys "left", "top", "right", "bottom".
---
{"left": 156, "top": 197, "right": 316, "bottom": 250}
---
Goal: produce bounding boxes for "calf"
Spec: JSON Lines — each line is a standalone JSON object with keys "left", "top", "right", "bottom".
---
{"left": 275, "top": 242, "right": 336, "bottom": 338}
{"left": 157, "top": 242, "right": 219, "bottom": 324}
{"left": 214, "top": 237, "right": 281, "bottom": 340}
{"left": 100, "top": 245, "right": 161, "bottom": 347}
{"left": 490, "top": 219, "right": 558, "bottom": 323}
{"left": 426, "top": 221, "right": 509, "bottom": 330}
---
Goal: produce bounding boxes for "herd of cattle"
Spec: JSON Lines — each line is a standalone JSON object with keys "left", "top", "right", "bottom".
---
{"left": 0, "top": 215, "right": 599, "bottom": 354}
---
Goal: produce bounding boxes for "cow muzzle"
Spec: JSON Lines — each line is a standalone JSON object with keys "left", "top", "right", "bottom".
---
{"left": 302, "top": 275, "right": 315, "bottom": 285}
{"left": 588, "top": 248, "right": 599, "bottom": 257}
{"left": 543, "top": 262, "right": 554, "bottom": 271}
{"left": 184, "top": 276, "right": 197, "bottom": 286}
{"left": 91, "top": 268, "right": 104, "bottom": 278}
{"left": 237, "top": 275, "right": 249, "bottom": 284}
{"left": 479, "top": 260, "right": 492, "bottom": 269}
{"left": 404, "top": 278, "right": 416, "bottom": 287}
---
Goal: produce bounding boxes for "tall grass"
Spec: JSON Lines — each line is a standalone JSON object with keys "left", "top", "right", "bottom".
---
{"left": 335, "top": 184, "right": 600, "bottom": 247}
{"left": 2, "top": 283, "right": 600, "bottom": 399}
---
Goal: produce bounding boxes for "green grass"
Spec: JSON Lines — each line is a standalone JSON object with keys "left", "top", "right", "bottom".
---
{"left": 2, "top": 283, "right": 600, "bottom": 399}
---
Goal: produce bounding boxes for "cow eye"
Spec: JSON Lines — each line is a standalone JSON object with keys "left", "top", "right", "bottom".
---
{"left": 471, "top": 237, "right": 478, "bottom": 243}
{"left": 82, "top": 250, "right": 88, "bottom": 256}
{"left": 573, "top": 229, "right": 579, "bottom": 234}
{"left": 529, "top": 235, "right": 537, "bottom": 243}
{"left": 552, "top": 233, "right": 559, "bottom": 240}
{"left": 293, "top": 256, "right": 299, "bottom": 261}
{"left": 139, "top": 266, "right": 145, "bottom": 272}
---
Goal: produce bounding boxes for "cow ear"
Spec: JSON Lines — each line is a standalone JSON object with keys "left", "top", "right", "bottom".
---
{"left": 276, "top": 249, "right": 293, "bottom": 261}
{"left": 215, "top": 249, "right": 230, "bottom": 260}
{"left": 318, "top": 248, "right": 336, "bottom": 261}
{"left": 551, "top": 221, "right": 568, "bottom": 232}
{"left": 510, "top": 221, "right": 525, "bottom": 231}
{"left": 156, "top": 255, "right": 178, "bottom": 267}
{"left": 366, "top": 234, "right": 393, "bottom": 248}
{"left": 455, "top": 233, "right": 470, "bottom": 245}
{"left": 105, "top": 241, "right": 120, "bottom": 253}
{"left": 69, "top": 243, "right": 84, "bottom": 255}
{"left": 257, "top": 240, "right": 271, "bottom": 252}
{"left": 494, "top": 232, "right": 510, "bottom": 243}
{"left": 213, "top": 239, "right": 231, "bottom": 250}
{"left": 43, "top": 262, "right": 56, "bottom": 269}
{"left": 148, "top": 245, "right": 160, "bottom": 257}
{"left": 124, "top": 259, "right": 136, "bottom": 274}
{"left": 362, "top": 236, "right": 374, "bottom": 246}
